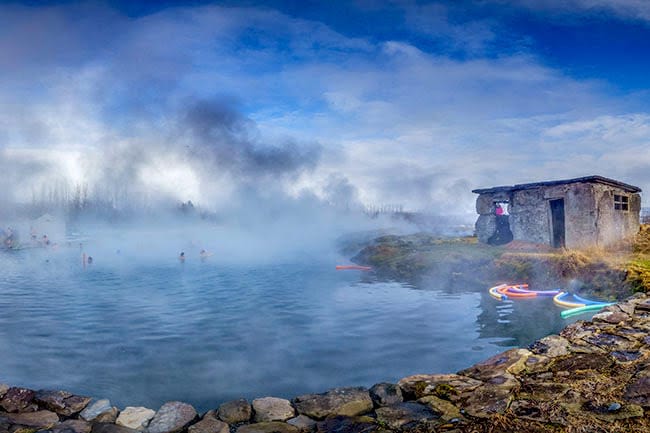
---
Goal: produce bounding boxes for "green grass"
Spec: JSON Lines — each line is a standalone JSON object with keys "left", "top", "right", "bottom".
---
{"left": 625, "top": 256, "right": 650, "bottom": 293}
{"left": 349, "top": 226, "right": 650, "bottom": 297}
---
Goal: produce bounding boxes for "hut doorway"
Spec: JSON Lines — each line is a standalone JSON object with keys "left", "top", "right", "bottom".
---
{"left": 549, "top": 199, "right": 565, "bottom": 248}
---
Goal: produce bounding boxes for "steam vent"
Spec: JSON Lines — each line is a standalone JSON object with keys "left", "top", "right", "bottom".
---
{"left": 472, "top": 175, "right": 642, "bottom": 249}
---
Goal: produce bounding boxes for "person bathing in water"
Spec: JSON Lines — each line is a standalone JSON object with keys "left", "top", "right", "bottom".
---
{"left": 199, "top": 249, "right": 213, "bottom": 261}
{"left": 81, "top": 249, "right": 93, "bottom": 267}
{"left": 179, "top": 252, "right": 185, "bottom": 262}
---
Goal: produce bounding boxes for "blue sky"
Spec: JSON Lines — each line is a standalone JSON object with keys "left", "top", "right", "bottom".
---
{"left": 1, "top": 0, "right": 650, "bottom": 213}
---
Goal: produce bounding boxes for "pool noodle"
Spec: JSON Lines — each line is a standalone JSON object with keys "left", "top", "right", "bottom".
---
{"left": 505, "top": 286, "right": 561, "bottom": 296}
{"left": 560, "top": 303, "right": 615, "bottom": 319}
{"left": 497, "top": 285, "right": 537, "bottom": 298}
{"left": 553, "top": 292, "right": 586, "bottom": 308}
{"left": 489, "top": 284, "right": 508, "bottom": 300}
{"left": 572, "top": 293, "right": 609, "bottom": 305}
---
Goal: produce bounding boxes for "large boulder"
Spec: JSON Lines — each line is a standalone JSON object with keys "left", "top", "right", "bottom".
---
{"left": 475, "top": 215, "right": 496, "bottom": 244}
{"left": 592, "top": 310, "right": 631, "bottom": 325}
{"left": 236, "top": 421, "right": 299, "bottom": 433}
{"left": 375, "top": 402, "right": 439, "bottom": 429}
{"left": 315, "top": 416, "right": 378, "bottom": 433}
{"left": 35, "top": 389, "right": 92, "bottom": 416}
{"left": 147, "top": 401, "right": 197, "bottom": 433}
{"left": 417, "top": 395, "right": 462, "bottom": 422}
{"left": 0, "top": 387, "right": 36, "bottom": 412}
{"left": 187, "top": 411, "right": 229, "bottom": 433}
{"left": 286, "top": 415, "right": 316, "bottom": 432}
{"left": 115, "top": 406, "right": 156, "bottom": 430}
{"left": 458, "top": 348, "right": 531, "bottom": 381}
{"left": 0, "top": 410, "right": 59, "bottom": 429}
{"left": 517, "top": 381, "right": 571, "bottom": 402}
{"left": 549, "top": 353, "right": 613, "bottom": 374}
{"left": 520, "top": 354, "right": 553, "bottom": 375}
{"left": 397, "top": 374, "right": 482, "bottom": 402}
{"left": 559, "top": 323, "right": 618, "bottom": 354}
{"left": 293, "top": 387, "right": 373, "bottom": 420}
{"left": 368, "top": 383, "right": 402, "bottom": 408}
{"left": 624, "top": 376, "right": 650, "bottom": 406}
{"left": 508, "top": 399, "right": 567, "bottom": 425}
{"left": 96, "top": 407, "right": 120, "bottom": 423}
{"left": 51, "top": 419, "right": 92, "bottom": 433}
{"left": 252, "top": 397, "right": 295, "bottom": 422}
{"left": 476, "top": 194, "right": 496, "bottom": 215}
{"left": 91, "top": 423, "right": 140, "bottom": 433}
{"left": 80, "top": 399, "right": 118, "bottom": 422}
{"left": 528, "top": 335, "right": 570, "bottom": 358}
{"left": 217, "top": 399, "right": 252, "bottom": 424}
{"left": 460, "top": 384, "right": 514, "bottom": 418}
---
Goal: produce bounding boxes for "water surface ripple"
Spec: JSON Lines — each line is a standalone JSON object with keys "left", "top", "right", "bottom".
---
{"left": 1, "top": 249, "right": 576, "bottom": 412}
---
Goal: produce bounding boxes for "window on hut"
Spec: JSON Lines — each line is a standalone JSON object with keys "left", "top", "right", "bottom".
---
{"left": 614, "top": 194, "right": 629, "bottom": 211}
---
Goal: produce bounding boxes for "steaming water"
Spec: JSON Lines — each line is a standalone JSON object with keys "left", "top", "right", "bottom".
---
{"left": 1, "top": 245, "right": 581, "bottom": 413}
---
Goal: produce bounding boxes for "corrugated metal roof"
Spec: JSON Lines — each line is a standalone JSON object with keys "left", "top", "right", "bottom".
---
{"left": 472, "top": 175, "right": 642, "bottom": 194}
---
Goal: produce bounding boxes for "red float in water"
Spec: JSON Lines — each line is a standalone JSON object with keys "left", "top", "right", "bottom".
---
{"left": 336, "top": 265, "right": 372, "bottom": 271}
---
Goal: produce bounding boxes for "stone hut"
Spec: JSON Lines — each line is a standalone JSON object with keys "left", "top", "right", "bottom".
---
{"left": 472, "top": 175, "right": 642, "bottom": 249}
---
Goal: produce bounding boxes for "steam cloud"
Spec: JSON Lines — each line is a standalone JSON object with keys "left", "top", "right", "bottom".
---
{"left": 182, "top": 99, "right": 321, "bottom": 180}
{"left": 0, "top": 98, "right": 323, "bottom": 215}
{"left": 6, "top": 1, "right": 640, "bottom": 220}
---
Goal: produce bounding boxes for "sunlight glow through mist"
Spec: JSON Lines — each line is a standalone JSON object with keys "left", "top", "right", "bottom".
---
{"left": 139, "top": 157, "right": 201, "bottom": 203}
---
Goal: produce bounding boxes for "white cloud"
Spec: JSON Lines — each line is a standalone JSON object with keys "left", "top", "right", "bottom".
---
{"left": 501, "top": 0, "right": 650, "bottom": 22}
{"left": 403, "top": 3, "right": 497, "bottom": 54}
{"left": 544, "top": 114, "right": 650, "bottom": 142}
{"left": 1, "top": 2, "right": 648, "bottom": 213}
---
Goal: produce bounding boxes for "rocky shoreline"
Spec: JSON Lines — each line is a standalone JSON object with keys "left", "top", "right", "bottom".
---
{"left": 4, "top": 294, "right": 650, "bottom": 433}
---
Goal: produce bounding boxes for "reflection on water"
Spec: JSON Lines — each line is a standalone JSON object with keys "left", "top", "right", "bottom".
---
{"left": 1, "top": 247, "right": 580, "bottom": 412}
{"left": 476, "top": 290, "right": 582, "bottom": 347}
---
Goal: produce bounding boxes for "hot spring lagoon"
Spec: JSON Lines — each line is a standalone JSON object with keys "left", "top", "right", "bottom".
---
{"left": 2, "top": 226, "right": 650, "bottom": 432}
{"left": 1, "top": 239, "right": 574, "bottom": 412}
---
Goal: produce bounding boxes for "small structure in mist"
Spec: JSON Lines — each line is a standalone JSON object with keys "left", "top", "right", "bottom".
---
{"left": 472, "top": 175, "right": 642, "bottom": 249}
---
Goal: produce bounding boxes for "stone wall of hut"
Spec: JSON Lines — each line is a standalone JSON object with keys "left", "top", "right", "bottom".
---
{"left": 474, "top": 182, "right": 641, "bottom": 249}
{"left": 593, "top": 184, "right": 641, "bottom": 247}
{"left": 509, "top": 187, "right": 551, "bottom": 245}
{"left": 562, "top": 183, "right": 598, "bottom": 248}
{"left": 507, "top": 183, "right": 603, "bottom": 248}
{"left": 474, "top": 191, "right": 509, "bottom": 244}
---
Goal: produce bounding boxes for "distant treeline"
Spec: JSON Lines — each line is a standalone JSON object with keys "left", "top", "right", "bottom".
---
{"left": 7, "top": 182, "right": 210, "bottom": 222}
{"left": 363, "top": 204, "right": 405, "bottom": 218}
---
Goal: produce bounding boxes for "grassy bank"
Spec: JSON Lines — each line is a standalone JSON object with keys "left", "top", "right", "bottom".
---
{"left": 350, "top": 225, "right": 650, "bottom": 300}
{"left": 625, "top": 225, "right": 650, "bottom": 293}
{"left": 351, "top": 234, "right": 503, "bottom": 284}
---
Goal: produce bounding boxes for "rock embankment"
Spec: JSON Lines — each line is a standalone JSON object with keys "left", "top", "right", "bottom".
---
{"left": 4, "top": 295, "right": 650, "bottom": 432}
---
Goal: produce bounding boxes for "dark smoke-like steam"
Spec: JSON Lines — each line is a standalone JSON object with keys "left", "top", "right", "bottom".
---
{"left": 323, "top": 173, "right": 360, "bottom": 210}
{"left": 182, "top": 98, "right": 321, "bottom": 180}
{"left": 1, "top": 96, "right": 325, "bottom": 215}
